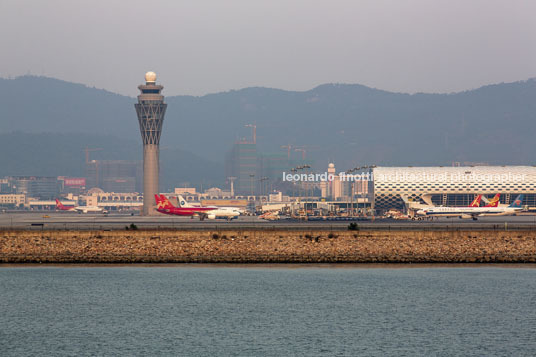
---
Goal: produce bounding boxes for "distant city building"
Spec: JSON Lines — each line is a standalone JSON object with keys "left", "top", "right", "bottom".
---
{"left": 203, "top": 187, "right": 230, "bottom": 198}
{"left": 82, "top": 192, "right": 143, "bottom": 211}
{"left": 0, "top": 194, "right": 26, "bottom": 207}
{"left": 258, "top": 152, "right": 311, "bottom": 195}
{"left": 58, "top": 177, "right": 86, "bottom": 195}
{"left": 0, "top": 179, "right": 10, "bottom": 193}
{"left": 317, "top": 163, "right": 371, "bottom": 201}
{"left": 225, "top": 141, "right": 258, "bottom": 195}
{"left": 200, "top": 199, "right": 249, "bottom": 208}
{"left": 174, "top": 187, "right": 197, "bottom": 195}
{"left": 225, "top": 125, "right": 313, "bottom": 196}
{"left": 319, "top": 163, "right": 343, "bottom": 200}
{"left": 353, "top": 178, "right": 370, "bottom": 197}
{"left": 86, "top": 160, "right": 142, "bottom": 193}
{"left": 10, "top": 176, "right": 60, "bottom": 199}
{"left": 269, "top": 191, "right": 290, "bottom": 202}
{"left": 259, "top": 153, "right": 288, "bottom": 181}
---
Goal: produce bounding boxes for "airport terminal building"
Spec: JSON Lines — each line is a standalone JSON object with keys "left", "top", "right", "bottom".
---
{"left": 372, "top": 166, "right": 536, "bottom": 211}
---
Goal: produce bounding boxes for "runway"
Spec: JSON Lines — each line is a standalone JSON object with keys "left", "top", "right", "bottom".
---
{"left": 1, "top": 212, "right": 536, "bottom": 230}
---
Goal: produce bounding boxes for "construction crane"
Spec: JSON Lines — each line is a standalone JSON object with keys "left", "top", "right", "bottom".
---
{"left": 84, "top": 147, "right": 103, "bottom": 164}
{"left": 245, "top": 124, "right": 256, "bottom": 144}
{"left": 294, "top": 145, "right": 320, "bottom": 161}
{"left": 281, "top": 145, "right": 293, "bottom": 160}
{"left": 294, "top": 148, "right": 307, "bottom": 161}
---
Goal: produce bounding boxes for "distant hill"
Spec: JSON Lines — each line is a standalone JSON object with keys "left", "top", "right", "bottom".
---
{"left": 1, "top": 76, "right": 536, "bottom": 173}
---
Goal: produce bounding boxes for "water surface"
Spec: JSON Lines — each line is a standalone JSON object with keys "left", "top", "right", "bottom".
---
{"left": 1, "top": 266, "right": 535, "bottom": 356}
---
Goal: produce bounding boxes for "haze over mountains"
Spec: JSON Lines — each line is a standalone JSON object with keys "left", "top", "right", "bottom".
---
{"left": 1, "top": 76, "right": 535, "bottom": 187}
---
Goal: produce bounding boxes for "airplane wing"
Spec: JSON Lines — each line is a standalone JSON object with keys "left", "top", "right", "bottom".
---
{"left": 468, "top": 209, "right": 498, "bottom": 218}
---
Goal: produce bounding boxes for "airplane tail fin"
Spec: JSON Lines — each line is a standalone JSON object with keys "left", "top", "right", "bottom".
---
{"left": 508, "top": 194, "right": 524, "bottom": 208}
{"left": 177, "top": 195, "right": 193, "bottom": 208}
{"left": 55, "top": 199, "right": 64, "bottom": 209}
{"left": 469, "top": 195, "right": 482, "bottom": 207}
{"left": 159, "top": 195, "right": 175, "bottom": 209}
{"left": 484, "top": 194, "right": 500, "bottom": 207}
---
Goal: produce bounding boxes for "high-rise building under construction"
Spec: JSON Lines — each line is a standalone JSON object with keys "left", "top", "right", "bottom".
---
{"left": 225, "top": 142, "right": 258, "bottom": 195}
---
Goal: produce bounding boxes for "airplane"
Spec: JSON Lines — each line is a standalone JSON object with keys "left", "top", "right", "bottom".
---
{"left": 74, "top": 205, "right": 106, "bottom": 214}
{"left": 176, "top": 195, "right": 246, "bottom": 215}
{"left": 406, "top": 194, "right": 480, "bottom": 220}
{"left": 402, "top": 194, "right": 482, "bottom": 212}
{"left": 155, "top": 195, "right": 215, "bottom": 216}
{"left": 416, "top": 194, "right": 524, "bottom": 220}
{"left": 56, "top": 199, "right": 106, "bottom": 214}
{"left": 479, "top": 194, "right": 524, "bottom": 217}
{"left": 197, "top": 206, "right": 241, "bottom": 221}
{"left": 176, "top": 195, "right": 242, "bottom": 220}
{"left": 55, "top": 199, "right": 75, "bottom": 211}
{"left": 156, "top": 195, "right": 241, "bottom": 221}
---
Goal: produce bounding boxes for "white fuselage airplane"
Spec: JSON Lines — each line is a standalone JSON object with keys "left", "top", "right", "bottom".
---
{"left": 416, "top": 195, "right": 524, "bottom": 220}
{"left": 74, "top": 206, "right": 106, "bottom": 214}
{"left": 56, "top": 199, "right": 106, "bottom": 214}
{"left": 177, "top": 195, "right": 242, "bottom": 221}
{"left": 198, "top": 207, "right": 241, "bottom": 221}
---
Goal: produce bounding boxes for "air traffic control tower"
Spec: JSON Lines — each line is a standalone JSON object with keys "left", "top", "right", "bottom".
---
{"left": 135, "top": 72, "right": 167, "bottom": 215}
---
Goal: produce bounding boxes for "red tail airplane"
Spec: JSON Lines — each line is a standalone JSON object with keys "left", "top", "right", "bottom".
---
{"left": 155, "top": 195, "right": 216, "bottom": 216}
{"left": 55, "top": 199, "right": 75, "bottom": 211}
{"left": 484, "top": 194, "right": 500, "bottom": 207}
{"left": 468, "top": 195, "right": 482, "bottom": 207}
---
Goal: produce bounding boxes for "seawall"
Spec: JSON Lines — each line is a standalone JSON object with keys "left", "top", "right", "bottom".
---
{"left": 1, "top": 229, "right": 536, "bottom": 264}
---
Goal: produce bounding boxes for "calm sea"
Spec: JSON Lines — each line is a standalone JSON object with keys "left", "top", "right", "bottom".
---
{"left": 1, "top": 265, "right": 535, "bottom": 356}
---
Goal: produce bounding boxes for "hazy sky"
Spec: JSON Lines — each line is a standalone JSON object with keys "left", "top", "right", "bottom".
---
{"left": 1, "top": 0, "right": 535, "bottom": 96}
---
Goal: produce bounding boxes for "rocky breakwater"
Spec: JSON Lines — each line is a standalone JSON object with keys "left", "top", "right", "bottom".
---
{"left": 1, "top": 229, "right": 535, "bottom": 263}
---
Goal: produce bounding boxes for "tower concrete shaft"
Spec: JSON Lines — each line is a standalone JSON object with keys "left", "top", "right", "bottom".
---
{"left": 135, "top": 72, "right": 167, "bottom": 215}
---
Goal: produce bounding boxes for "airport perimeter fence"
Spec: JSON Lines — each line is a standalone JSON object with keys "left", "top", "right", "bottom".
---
{"left": 2, "top": 222, "right": 536, "bottom": 232}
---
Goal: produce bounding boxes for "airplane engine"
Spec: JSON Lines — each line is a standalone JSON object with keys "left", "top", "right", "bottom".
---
{"left": 460, "top": 214, "right": 472, "bottom": 219}
{"left": 207, "top": 214, "right": 216, "bottom": 220}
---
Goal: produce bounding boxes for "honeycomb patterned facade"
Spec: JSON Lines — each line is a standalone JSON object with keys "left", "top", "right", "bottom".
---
{"left": 373, "top": 166, "right": 536, "bottom": 210}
